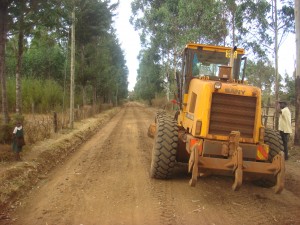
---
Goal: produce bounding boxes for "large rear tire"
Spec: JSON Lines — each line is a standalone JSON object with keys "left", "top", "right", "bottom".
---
{"left": 264, "top": 128, "right": 284, "bottom": 162}
{"left": 150, "top": 113, "right": 178, "bottom": 179}
{"left": 253, "top": 128, "right": 284, "bottom": 187}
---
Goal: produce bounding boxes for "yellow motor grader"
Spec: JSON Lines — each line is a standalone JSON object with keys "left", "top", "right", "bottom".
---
{"left": 148, "top": 43, "right": 285, "bottom": 193}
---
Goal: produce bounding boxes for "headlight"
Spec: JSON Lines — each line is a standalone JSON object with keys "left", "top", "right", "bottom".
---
{"left": 214, "top": 81, "right": 222, "bottom": 90}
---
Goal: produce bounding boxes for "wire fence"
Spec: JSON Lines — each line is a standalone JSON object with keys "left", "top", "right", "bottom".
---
{"left": 0, "top": 103, "right": 114, "bottom": 161}
{"left": 22, "top": 103, "right": 113, "bottom": 145}
{"left": 262, "top": 106, "right": 295, "bottom": 130}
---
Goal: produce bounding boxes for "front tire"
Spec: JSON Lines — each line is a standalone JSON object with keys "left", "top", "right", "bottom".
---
{"left": 150, "top": 114, "right": 178, "bottom": 179}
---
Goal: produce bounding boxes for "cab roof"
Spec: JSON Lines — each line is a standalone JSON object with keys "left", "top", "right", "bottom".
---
{"left": 185, "top": 43, "right": 245, "bottom": 55}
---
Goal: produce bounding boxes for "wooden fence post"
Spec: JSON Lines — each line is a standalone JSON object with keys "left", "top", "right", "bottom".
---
{"left": 53, "top": 112, "right": 58, "bottom": 133}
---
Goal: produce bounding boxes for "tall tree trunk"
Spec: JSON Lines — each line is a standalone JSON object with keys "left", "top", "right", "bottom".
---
{"left": 165, "top": 50, "right": 170, "bottom": 102}
{"left": 172, "top": 50, "right": 178, "bottom": 102}
{"left": 232, "top": 11, "right": 235, "bottom": 47}
{"left": 70, "top": 7, "right": 75, "bottom": 129}
{"left": 274, "top": 0, "right": 280, "bottom": 130}
{"left": 93, "top": 85, "right": 96, "bottom": 105}
{"left": 115, "top": 85, "right": 118, "bottom": 107}
{"left": 16, "top": 0, "right": 25, "bottom": 115}
{"left": 82, "top": 85, "right": 86, "bottom": 105}
{"left": 264, "top": 97, "right": 271, "bottom": 126}
{"left": 92, "top": 85, "right": 96, "bottom": 114}
{"left": 80, "top": 46, "right": 85, "bottom": 105}
{"left": 294, "top": 0, "right": 300, "bottom": 145}
{"left": 0, "top": 2, "right": 10, "bottom": 125}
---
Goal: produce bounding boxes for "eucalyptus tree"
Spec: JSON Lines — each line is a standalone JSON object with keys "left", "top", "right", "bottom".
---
{"left": 9, "top": 0, "right": 25, "bottom": 115}
{"left": 94, "top": 31, "right": 128, "bottom": 105}
{"left": 237, "top": 0, "right": 294, "bottom": 56}
{"left": 1, "top": 0, "right": 69, "bottom": 122}
{"left": 8, "top": 0, "right": 36, "bottom": 115}
{"left": 108, "top": 34, "right": 128, "bottom": 105}
{"left": 220, "top": 0, "right": 238, "bottom": 46}
{"left": 0, "top": 0, "right": 13, "bottom": 125}
{"left": 133, "top": 0, "right": 182, "bottom": 100}
{"left": 12, "top": 27, "right": 66, "bottom": 81}
{"left": 236, "top": 0, "right": 294, "bottom": 129}
{"left": 93, "top": 34, "right": 114, "bottom": 103}
{"left": 246, "top": 59, "right": 276, "bottom": 103}
{"left": 75, "top": 0, "right": 115, "bottom": 105}
{"left": 294, "top": 0, "right": 300, "bottom": 144}
{"left": 134, "top": 47, "right": 164, "bottom": 105}
{"left": 7, "top": 0, "right": 69, "bottom": 115}
{"left": 282, "top": 72, "right": 295, "bottom": 103}
{"left": 1, "top": 0, "right": 127, "bottom": 125}
{"left": 131, "top": 0, "right": 228, "bottom": 100}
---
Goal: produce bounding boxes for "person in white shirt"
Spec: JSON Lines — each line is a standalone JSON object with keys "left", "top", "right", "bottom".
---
{"left": 278, "top": 101, "right": 292, "bottom": 160}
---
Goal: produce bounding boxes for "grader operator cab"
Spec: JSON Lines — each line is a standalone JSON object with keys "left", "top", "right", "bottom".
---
{"left": 148, "top": 43, "right": 285, "bottom": 193}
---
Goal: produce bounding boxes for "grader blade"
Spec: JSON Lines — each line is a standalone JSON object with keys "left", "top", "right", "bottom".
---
{"left": 231, "top": 147, "right": 243, "bottom": 191}
{"left": 274, "top": 151, "right": 285, "bottom": 194}
{"left": 188, "top": 141, "right": 202, "bottom": 187}
{"left": 229, "top": 131, "right": 243, "bottom": 191}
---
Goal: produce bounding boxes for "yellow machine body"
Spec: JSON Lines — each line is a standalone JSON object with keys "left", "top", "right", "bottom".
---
{"left": 175, "top": 43, "right": 285, "bottom": 193}
{"left": 179, "top": 79, "right": 262, "bottom": 144}
{"left": 149, "top": 43, "right": 285, "bottom": 194}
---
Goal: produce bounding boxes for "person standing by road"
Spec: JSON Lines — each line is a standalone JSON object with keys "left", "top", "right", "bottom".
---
{"left": 12, "top": 121, "right": 25, "bottom": 161}
{"left": 278, "top": 101, "right": 292, "bottom": 160}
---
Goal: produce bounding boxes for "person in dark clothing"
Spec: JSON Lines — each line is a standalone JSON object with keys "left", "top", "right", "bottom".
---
{"left": 12, "top": 122, "right": 25, "bottom": 161}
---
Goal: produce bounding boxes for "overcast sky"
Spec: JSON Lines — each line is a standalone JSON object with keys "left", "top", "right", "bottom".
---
{"left": 114, "top": 0, "right": 141, "bottom": 91}
{"left": 114, "top": 1, "right": 296, "bottom": 92}
{"left": 278, "top": 34, "right": 296, "bottom": 76}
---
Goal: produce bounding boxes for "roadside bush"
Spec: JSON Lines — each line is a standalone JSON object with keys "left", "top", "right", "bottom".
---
{"left": 23, "top": 78, "right": 64, "bottom": 113}
{"left": 25, "top": 114, "right": 53, "bottom": 144}
{"left": 5, "top": 77, "right": 64, "bottom": 113}
{"left": 151, "top": 96, "right": 177, "bottom": 111}
{"left": 0, "top": 124, "right": 13, "bottom": 144}
{"left": 0, "top": 114, "right": 24, "bottom": 144}
{"left": 151, "top": 96, "right": 168, "bottom": 108}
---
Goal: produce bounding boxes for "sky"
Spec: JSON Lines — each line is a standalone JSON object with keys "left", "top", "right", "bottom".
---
{"left": 278, "top": 34, "right": 296, "bottom": 76}
{"left": 114, "top": 0, "right": 141, "bottom": 91}
{"left": 114, "top": 1, "right": 296, "bottom": 92}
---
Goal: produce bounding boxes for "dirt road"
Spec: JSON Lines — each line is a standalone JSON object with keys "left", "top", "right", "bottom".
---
{"left": 3, "top": 103, "right": 300, "bottom": 225}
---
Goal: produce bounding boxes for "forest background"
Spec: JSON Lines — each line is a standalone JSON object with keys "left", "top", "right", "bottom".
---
{"left": 0, "top": 0, "right": 128, "bottom": 143}
{"left": 0, "top": 0, "right": 297, "bottom": 144}
{"left": 131, "top": 0, "right": 295, "bottom": 107}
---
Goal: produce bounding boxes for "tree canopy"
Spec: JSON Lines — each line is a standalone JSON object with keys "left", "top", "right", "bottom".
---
{"left": 0, "top": 0, "right": 128, "bottom": 122}
{"left": 131, "top": 0, "right": 295, "bottom": 104}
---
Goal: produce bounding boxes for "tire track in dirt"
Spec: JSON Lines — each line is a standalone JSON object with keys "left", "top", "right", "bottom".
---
{"left": 134, "top": 105, "right": 182, "bottom": 225}
{"left": 7, "top": 108, "right": 128, "bottom": 225}
{"left": 58, "top": 104, "right": 160, "bottom": 225}
{"left": 135, "top": 106, "right": 238, "bottom": 225}
{"left": 3, "top": 103, "right": 300, "bottom": 225}
{"left": 87, "top": 103, "right": 169, "bottom": 225}
{"left": 135, "top": 105, "right": 300, "bottom": 225}
{"left": 61, "top": 104, "right": 157, "bottom": 225}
